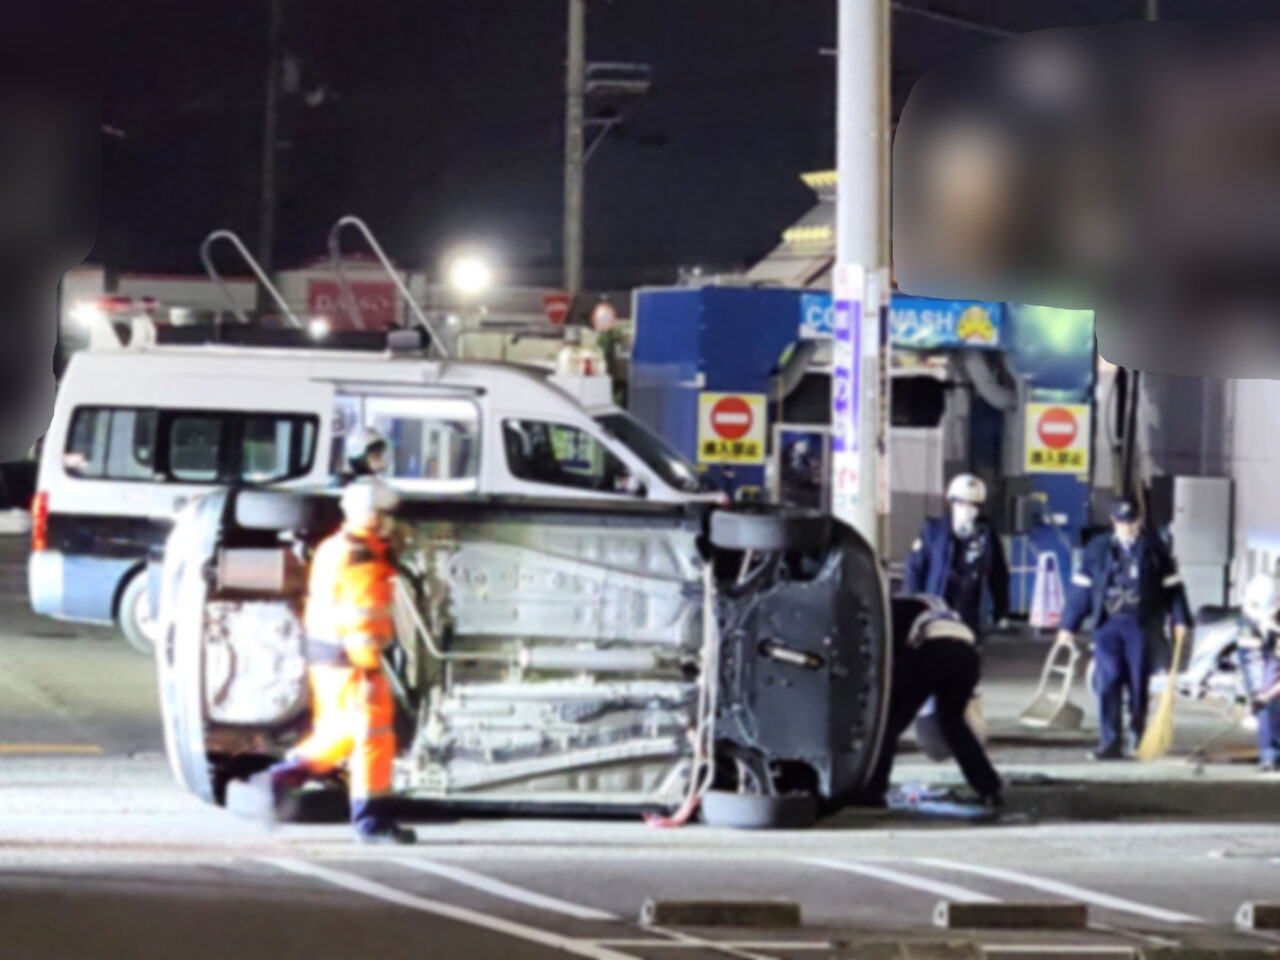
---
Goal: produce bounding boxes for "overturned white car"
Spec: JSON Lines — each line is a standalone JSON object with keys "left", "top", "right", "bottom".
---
{"left": 156, "top": 487, "right": 890, "bottom": 827}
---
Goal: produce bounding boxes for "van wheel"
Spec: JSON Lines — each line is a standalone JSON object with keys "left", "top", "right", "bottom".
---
{"left": 119, "top": 573, "right": 160, "bottom": 656}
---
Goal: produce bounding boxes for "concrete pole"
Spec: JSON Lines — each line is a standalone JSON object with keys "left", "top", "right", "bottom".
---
{"left": 832, "top": 0, "right": 891, "bottom": 552}
{"left": 563, "top": 0, "right": 587, "bottom": 299}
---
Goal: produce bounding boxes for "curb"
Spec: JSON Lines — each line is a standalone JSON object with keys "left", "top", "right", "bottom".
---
{"left": 933, "top": 900, "right": 1088, "bottom": 930}
{"left": 843, "top": 942, "right": 983, "bottom": 959}
{"left": 639, "top": 898, "right": 802, "bottom": 929}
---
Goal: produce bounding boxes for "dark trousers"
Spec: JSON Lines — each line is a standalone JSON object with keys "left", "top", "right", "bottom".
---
{"left": 1093, "top": 614, "right": 1151, "bottom": 753}
{"left": 1258, "top": 656, "right": 1280, "bottom": 766}
{"left": 866, "top": 637, "right": 1002, "bottom": 800}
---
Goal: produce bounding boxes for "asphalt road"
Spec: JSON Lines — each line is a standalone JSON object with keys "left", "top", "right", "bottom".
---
{"left": 2, "top": 537, "right": 1280, "bottom": 958}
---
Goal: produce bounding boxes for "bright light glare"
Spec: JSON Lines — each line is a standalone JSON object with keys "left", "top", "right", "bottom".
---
{"left": 70, "top": 300, "right": 104, "bottom": 329}
{"left": 308, "top": 316, "right": 331, "bottom": 340}
{"left": 448, "top": 254, "right": 494, "bottom": 296}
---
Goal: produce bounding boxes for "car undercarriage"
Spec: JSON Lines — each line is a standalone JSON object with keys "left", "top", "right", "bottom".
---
{"left": 158, "top": 489, "right": 889, "bottom": 825}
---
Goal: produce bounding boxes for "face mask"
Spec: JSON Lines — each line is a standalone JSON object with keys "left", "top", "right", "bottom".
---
{"left": 951, "top": 502, "right": 979, "bottom": 536}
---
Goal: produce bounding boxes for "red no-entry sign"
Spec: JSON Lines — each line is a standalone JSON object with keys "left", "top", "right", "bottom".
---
{"left": 698, "top": 392, "right": 766, "bottom": 465}
{"left": 1037, "top": 406, "right": 1079, "bottom": 450}
{"left": 710, "top": 395, "right": 753, "bottom": 441}
{"left": 1025, "top": 402, "right": 1090, "bottom": 474}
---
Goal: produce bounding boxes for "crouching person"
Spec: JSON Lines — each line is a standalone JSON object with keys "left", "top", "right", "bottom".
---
{"left": 859, "top": 595, "right": 1004, "bottom": 809}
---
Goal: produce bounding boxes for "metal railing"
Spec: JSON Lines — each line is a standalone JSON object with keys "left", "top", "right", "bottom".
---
{"left": 198, "top": 229, "right": 302, "bottom": 329}
{"left": 326, "top": 215, "right": 449, "bottom": 356}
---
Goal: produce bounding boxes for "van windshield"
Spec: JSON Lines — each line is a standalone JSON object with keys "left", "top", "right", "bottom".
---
{"left": 594, "top": 411, "right": 708, "bottom": 494}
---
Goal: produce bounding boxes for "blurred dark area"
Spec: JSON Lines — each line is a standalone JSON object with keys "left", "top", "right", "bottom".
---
{"left": 0, "top": 1, "right": 100, "bottom": 459}
{"left": 894, "top": 21, "right": 1280, "bottom": 378}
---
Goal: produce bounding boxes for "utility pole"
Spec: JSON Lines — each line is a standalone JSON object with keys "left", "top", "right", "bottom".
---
{"left": 257, "top": 0, "right": 284, "bottom": 316}
{"left": 563, "top": 0, "right": 587, "bottom": 299}
{"left": 831, "top": 0, "right": 891, "bottom": 552}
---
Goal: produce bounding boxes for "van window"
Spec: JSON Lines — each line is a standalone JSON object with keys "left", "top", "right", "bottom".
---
{"left": 168, "top": 415, "right": 223, "bottom": 482}
{"left": 63, "top": 406, "right": 318, "bottom": 484}
{"left": 503, "top": 419, "right": 641, "bottom": 495}
{"left": 333, "top": 395, "right": 479, "bottom": 483}
{"left": 64, "top": 408, "right": 158, "bottom": 480}
{"left": 240, "top": 416, "right": 317, "bottom": 484}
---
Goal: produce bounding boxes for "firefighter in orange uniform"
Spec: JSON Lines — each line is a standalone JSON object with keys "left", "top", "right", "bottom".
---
{"left": 261, "top": 477, "right": 414, "bottom": 844}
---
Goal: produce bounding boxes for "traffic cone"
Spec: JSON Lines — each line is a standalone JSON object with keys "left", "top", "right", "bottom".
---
{"left": 1029, "top": 552, "right": 1064, "bottom": 629}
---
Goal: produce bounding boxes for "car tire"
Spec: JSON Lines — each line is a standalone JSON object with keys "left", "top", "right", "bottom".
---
{"left": 709, "top": 506, "right": 831, "bottom": 553}
{"left": 119, "top": 572, "right": 160, "bottom": 656}
{"left": 700, "top": 790, "right": 817, "bottom": 829}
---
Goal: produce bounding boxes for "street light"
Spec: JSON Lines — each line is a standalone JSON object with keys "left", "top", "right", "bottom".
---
{"left": 446, "top": 251, "right": 494, "bottom": 298}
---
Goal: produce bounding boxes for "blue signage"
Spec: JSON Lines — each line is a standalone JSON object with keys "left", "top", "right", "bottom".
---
{"left": 800, "top": 293, "right": 1002, "bottom": 350}
{"left": 800, "top": 293, "right": 835, "bottom": 338}
{"left": 889, "top": 297, "right": 1002, "bottom": 350}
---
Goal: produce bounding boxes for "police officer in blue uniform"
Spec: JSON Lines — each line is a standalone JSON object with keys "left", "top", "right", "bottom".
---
{"left": 1058, "top": 498, "right": 1190, "bottom": 760}
{"left": 904, "top": 473, "right": 1010, "bottom": 639}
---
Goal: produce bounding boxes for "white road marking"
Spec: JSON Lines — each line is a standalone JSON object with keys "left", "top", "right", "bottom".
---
{"left": 391, "top": 858, "right": 618, "bottom": 921}
{"left": 258, "top": 857, "right": 640, "bottom": 960}
{"left": 801, "top": 858, "right": 997, "bottom": 904}
{"left": 917, "top": 859, "right": 1203, "bottom": 925}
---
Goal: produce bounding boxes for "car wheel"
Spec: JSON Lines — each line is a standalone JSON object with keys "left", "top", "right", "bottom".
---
{"left": 119, "top": 572, "right": 161, "bottom": 656}
{"left": 708, "top": 506, "right": 831, "bottom": 553}
{"left": 700, "top": 789, "right": 817, "bottom": 829}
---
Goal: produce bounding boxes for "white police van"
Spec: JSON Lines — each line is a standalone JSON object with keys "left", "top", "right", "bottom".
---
{"left": 29, "top": 326, "right": 715, "bottom": 653}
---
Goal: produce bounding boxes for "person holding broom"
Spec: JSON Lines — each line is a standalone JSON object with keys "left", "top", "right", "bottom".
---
{"left": 1055, "top": 498, "right": 1191, "bottom": 761}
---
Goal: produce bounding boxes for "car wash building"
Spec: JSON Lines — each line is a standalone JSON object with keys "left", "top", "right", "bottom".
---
{"left": 629, "top": 170, "right": 1099, "bottom": 618}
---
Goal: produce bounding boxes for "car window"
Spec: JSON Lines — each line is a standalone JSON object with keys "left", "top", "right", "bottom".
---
{"left": 503, "top": 419, "right": 641, "bottom": 495}
{"left": 64, "top": 408, "right": 159, "bottom": 480}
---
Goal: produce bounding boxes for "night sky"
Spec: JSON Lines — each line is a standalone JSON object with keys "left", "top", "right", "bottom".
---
{"left": 91, "top": 0, "right": 1277, "bottom": 290}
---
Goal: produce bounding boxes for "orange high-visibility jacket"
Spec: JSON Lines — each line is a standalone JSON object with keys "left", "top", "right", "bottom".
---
{"left": 305, "top": 527, "right": 396, "bottom": 671}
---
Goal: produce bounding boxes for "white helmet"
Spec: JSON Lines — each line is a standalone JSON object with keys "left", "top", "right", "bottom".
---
{"left": 340, "top": 477, "right": 400, "bottom": 526}
{"left": 344, "top": 426, "right": 389, "bottom": 464}
{"left": 946, "top": 473, "right": 987, "bottom": 505}
{"left": 1243, "top": 574, "right": 1280, "bottom": 625}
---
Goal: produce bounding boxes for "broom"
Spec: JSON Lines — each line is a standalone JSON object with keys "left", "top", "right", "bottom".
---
{"left": 1136, "top": 626, "right": 1189, "bottom": 761}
